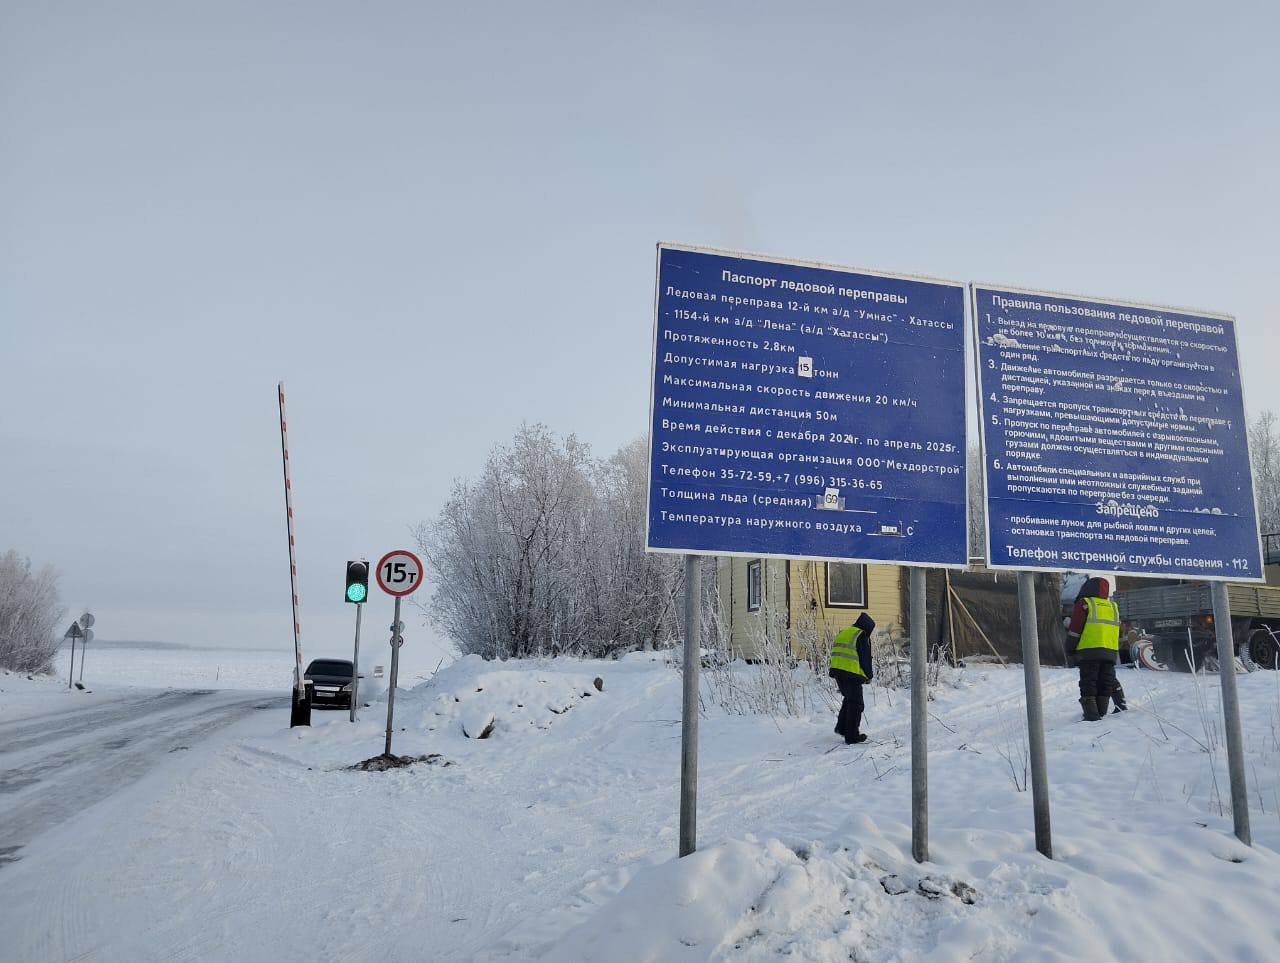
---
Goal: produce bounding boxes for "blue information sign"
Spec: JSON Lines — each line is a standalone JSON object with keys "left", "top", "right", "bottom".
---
{"left": 647, "top": 244, "right": 968, "bottom": 566}
{"left": 974, "top": 285, "right": 1264, "bottom": 581}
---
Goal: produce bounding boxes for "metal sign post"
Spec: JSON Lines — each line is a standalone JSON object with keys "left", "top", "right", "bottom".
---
{"left": 1211, "top": 582, "right": 1251, "bottom": 845}
{"left": 76, "top": 613, "right": 94, "bottom": 684}
{"left": 350, "top": 602, "right": 364, "bottom": 723}
{"left": 679, "top": 555, "right": 701, "bottom": 858}
{"left": 385, "top": 597, "right": 402, "bottom": 755}
{"left": 78, "top": 628, "right": 94, "bottom": 683}
{"left": 64, "top": 621, "right": 82, "bottom": 689}
{"left": 376, "top": 549, "right": 424, "bottom": 757}
{"left": 1017, "top": 572, "right": 1053, "bottom": 858}
{"left": 909, "top": 567, "right": 928, "bottom": 864}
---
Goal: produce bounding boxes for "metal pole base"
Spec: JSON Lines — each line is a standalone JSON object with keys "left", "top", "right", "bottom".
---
{"left": 910, "top": 567, "right": 928, "bottom": 864}
{"left": 679, "top": 554, "right": 701, "bottom": 858}
{"left": 1211, "top": 582, "right": 1251, "bottom": 846}
{"left": 290, "top": 683, "right": 312, "bottom": 727}
{"left": 1017, "top": 571, "right": 1052, "bottom": 859}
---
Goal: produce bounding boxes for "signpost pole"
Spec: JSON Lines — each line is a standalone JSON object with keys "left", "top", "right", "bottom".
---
{"left": 67, "top": 634, "right": 76, "bottom": 689}
{"left": 385, "top": 596, "right": 401, "bottom": 757}
{"left": 1017, "top": 571, "right": 1053, "bottom": 859}
{"left": 1211, "top": 582, "right": 1251, "bottom": 845}
{"left": 350, "top": 602, "right": 364, "bottom": 723}
{"left": 909, "top": 566, "right": 929, "bottom": 864}
{"left": 77, "top": 615, "right": 93, "bottom": 684}
{"left": 679, "top": 554, "right": 700, "bottom": 858}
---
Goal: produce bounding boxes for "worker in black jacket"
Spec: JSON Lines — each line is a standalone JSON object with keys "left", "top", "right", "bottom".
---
{"left": 830, "top": 612, "right": 875, "bottom": 744}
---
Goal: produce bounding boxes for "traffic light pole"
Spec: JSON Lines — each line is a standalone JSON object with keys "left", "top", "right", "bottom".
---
{"left": 350, "top": 602, "right": 364, "bottom": 723}
{"left": 384, "top": 596, "right": 402, "bottom": 756}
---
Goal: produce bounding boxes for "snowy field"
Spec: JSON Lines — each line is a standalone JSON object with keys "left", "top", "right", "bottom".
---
{"left": 3, "top": 653, "right": 1280, "bottom": 961}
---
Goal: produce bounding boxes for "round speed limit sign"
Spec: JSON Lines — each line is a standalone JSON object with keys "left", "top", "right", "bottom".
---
{"left": 375, "top": 550, "right": 424, "bottom": 597}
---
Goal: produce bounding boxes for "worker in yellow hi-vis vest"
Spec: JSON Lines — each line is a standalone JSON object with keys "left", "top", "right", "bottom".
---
{"left": 829, "top": 612, "right": 875, "bottom": 744}
{"left": 1066, "top": 576, "right": 1122, "bottom": 722}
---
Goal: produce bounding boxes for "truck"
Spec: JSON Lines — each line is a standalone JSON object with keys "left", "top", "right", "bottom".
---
{"left": 1110, "top": 535, "right": 1280, "bottom": 671}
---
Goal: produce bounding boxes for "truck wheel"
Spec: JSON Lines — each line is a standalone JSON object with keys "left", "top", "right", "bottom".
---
{"left": 1244, "top": 629, "right": 1279, "bottom": 671}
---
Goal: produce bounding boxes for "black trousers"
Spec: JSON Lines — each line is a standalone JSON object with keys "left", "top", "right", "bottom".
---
{"left": 833, "top": 671, "right": 865, "bottom": 738}
{"left": 1078, "top": 660, "right": 1117, "bottom": 699}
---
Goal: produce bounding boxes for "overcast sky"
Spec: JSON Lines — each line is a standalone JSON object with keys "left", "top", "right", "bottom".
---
{"left": 3, "top": 1, "right": 1277, "bottom": 656}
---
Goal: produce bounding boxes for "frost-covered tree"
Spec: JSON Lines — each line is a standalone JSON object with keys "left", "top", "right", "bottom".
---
{"left": 0, "top": 550, "right": 63, "bottom": 674}
{"left": 1250, "top": 410, "right": 1280, "bottom": 535}
{"left": 416, "top": 425, "right": 681, "bottom": 659}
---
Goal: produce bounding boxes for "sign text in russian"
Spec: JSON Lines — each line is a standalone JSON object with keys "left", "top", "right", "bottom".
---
{"left": 647, "top": 244, "right": 968, "bottom": 565}
{"left": 974, "top": 286, "right": 1263, "bottom": 581}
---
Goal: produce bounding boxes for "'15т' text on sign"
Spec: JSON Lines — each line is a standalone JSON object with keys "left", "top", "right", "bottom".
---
{"left": 646, "top": 243, "right": 969, "bottom": 566}
{"left": 974, "top": 285, "right": 1264, "bottom": 581}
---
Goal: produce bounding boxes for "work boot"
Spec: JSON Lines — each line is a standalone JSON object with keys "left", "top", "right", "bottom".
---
{"left": 1112, "top": 686, "right": 1128, "bottom": 712}
{"left": 1094, "top": 696, "right": 1111, "bottom": 720}
{"left": 1080, "top": 697, "right": 1100, "bottom": 722}
{"left": 845, "top": 733, "right": 868, "bottom": 745}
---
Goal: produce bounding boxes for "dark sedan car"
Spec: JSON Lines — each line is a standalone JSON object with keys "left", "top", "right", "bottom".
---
{"left": 304, "top": 658, "right": 356, "bottom": 708}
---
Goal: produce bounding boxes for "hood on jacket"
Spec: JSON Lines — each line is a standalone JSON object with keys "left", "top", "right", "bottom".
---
{"left": 854, "top": 612, "right": 876, "bottom": 634}
{"left": 1075, "top": 576, "right": 1111, "bottom": 601}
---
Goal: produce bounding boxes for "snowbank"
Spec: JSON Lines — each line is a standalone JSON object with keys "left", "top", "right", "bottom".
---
{"left": 8, "top": 651, "right": 1280, "bottom": 962}
{"left": 416, "top": 655, "right": 606, "bottom": 740}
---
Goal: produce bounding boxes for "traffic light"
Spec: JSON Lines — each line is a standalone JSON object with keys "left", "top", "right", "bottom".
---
{"left": 345, "top": 560, "right": 369, "bottom": 604}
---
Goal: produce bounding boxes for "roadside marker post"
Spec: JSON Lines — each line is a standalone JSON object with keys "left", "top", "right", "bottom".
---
{"left": 76, "top": 613, "right": 95, "bottom": 684}
{"left": 376, "top": 550, "right": 424, "bottom": 756}
{"left": 646, "top": 244, "right": 970, "bottom": 860}
{"left": 64, "top": 621, "right": 83, "bottom": 689}
{"left": 974, "top": 285, "right": 1264, "bottom": 855}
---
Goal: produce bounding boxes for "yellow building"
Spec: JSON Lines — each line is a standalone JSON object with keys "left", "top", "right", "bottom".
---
{"left": 716, "top": 556, "right": 907, "bottom": 661}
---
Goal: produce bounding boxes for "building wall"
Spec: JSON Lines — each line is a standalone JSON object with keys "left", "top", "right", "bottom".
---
{"left": 786, "top": 560, "right": 907, "bottom": 651}
{"left": 719, "top": 556, "right": 790, "bottom": 660}
{"left": 717, "top": 556, "right": 906, "bottom": 659}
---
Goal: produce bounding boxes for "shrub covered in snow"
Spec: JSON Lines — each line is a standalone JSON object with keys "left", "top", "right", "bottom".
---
{"left": 0, "top": 550, "right": 62, "bottom": 674}
{"left": 415, "top": 427, "right": 683, "bottom": 660}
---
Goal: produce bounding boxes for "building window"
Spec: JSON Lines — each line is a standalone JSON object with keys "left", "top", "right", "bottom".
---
{"left": 746, "top": 559, "right": 763, "bottom": 612}
{"left": 826, "top": 562, "right": 866, "bottom": 608}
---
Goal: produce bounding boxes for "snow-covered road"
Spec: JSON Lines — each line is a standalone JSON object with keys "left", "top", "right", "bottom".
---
{"left": 0, "top": 688, "right": 282, "bottom": 865}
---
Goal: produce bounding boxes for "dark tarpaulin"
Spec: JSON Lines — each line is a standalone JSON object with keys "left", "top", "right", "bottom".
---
{"left": 901, "top": 569, "right": 1067, "bottom": 666}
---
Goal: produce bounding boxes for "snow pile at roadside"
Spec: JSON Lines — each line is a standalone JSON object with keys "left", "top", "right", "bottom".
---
{"left": 544, "top": 816, "right": 1280, "bottom": 962}
{"left": 0, "top": 668, "right": 109, "bottom": 722}
{"left": 546, "top": 831, "right": 1008, "bottom": 962}
{"left": 533, "top": 661, "right": 1280, "bottom": 962}
{"left": 415, "top": 655, "right": 606, "bottom": 740}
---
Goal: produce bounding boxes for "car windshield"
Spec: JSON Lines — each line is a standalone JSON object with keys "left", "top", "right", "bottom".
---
{"left": 306, "top": 660, "right": 353, "bottom": 678}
